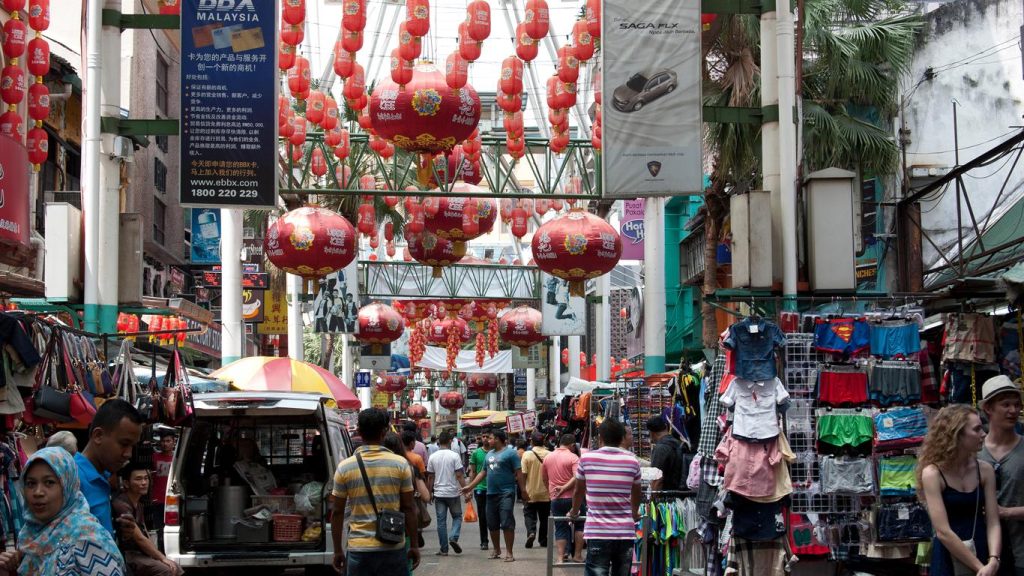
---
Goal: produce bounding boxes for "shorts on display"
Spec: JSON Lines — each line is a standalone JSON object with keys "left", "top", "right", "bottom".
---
{"left": 725, "top": 493, "right": 788, "bottom": 542}
{"left": 814, "top": 318, "right": 870, "bottom": 357}
{"left": 817, "top": 370, "right": 869, "bottom": 406}
{"left": 869, "top": 322, "right": 921, "bottom": 358}
{"left": 878, "top": 455, "right": 918, "bottom": 497}
{"left": 874, "top": 407, "right": 927, "bottom": 450}
{"left": 817, "top": 413, "right": 874, "bottom": 450}
{"left": 868, "top": 363, "right": 922, "bottom": 406}
{"left": 820, "top": 456, "right": 875, "bottom": 495}
{"left": 876, "top": 502, "right": 932, "bottom": 542}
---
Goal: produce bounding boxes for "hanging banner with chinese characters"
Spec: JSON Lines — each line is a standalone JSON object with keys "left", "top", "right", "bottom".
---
{"left": 180, "top": 0, "right": 277, "bottom": 208}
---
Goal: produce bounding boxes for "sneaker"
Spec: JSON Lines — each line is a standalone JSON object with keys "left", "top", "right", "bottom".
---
{"left": 525, "top": 533, "right": 536, "bottom": 549}
{"left": 450, "top": 540, "right": 462, "bottom": 554}
{"left": 435, "top": 551, "right": 448, "bottom": 556}
{"left": 480, "top": 543, "right": 489, "bottom": 550}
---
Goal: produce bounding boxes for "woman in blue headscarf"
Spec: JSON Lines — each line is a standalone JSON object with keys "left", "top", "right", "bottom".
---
{"left": 0, "top": 447, "right": 126, "bottom": 576}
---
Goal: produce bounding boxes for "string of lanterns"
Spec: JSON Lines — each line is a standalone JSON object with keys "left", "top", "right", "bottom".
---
{"left": 2, "top": 0, "right": 50, "bottom": 168}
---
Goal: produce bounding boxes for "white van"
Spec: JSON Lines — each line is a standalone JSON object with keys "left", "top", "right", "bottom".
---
{"left": 162, "top": 392, "right": 352, "bottom": 575}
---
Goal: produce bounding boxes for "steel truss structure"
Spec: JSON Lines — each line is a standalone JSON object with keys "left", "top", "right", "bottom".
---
{"left": 362, "top": 260, "right": 540, "bottom": 299}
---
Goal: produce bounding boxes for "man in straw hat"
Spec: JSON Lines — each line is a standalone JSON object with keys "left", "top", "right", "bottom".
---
{"left": 979, "top": 374, "right": 1024, "bottom": 575}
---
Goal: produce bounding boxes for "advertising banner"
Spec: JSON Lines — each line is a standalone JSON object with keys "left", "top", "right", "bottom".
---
{"left": 256, "top": 289, "right": 287, "bottom": 334}
{"left": 190, "top": 208, "right": 221, "bottom": 263}
{"left": 602, "top": 0, "right": 702, "bottom": 197}
{"left": 242, "top": 288, "right": 264, "bottom": 323}
{"left": 312, "top": 260, "right": 359, "bottom": 333}
{"left": 620, "top": 199, "right": 645, "bottom": 259}
{"left": 0, "top": 135, "right": 30, "bottom": 257}
{"left": 181, "top": 0, "right": 277, "bottom": 207}
{"left": 540, "top": 272, "right": 586, "bottom": 336}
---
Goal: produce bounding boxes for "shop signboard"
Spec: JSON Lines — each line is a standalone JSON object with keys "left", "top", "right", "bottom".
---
{"left": 0, "top": 136, "right": 31, "bottom": 259}
{"left": 540, "top": 273, "right": 586, "bottom": 336}
{"left": 190, "top": 208, "right": 222, "bottom": 264}
{"left": 521, "top": 410, "right": 537, "bottom": 431}
{"left": 512, "top": 343, "right": 547, "bottom": 369}
{"left": 312, "top": 260, "right": 359, "bottom": 333}
{"left": 242, "top": 288, "right": 264, "bottom": 323}
{"left": 371, "top": 391, "right": 389, "bottom": 409}
{"left": 180, "top": 0, "right": 277, "bottom": 208}
{"left": 355, "top": 372, "right": 371, "bottom": 388}
{"left": 256, "top": 289, "right": 287, "bottom": 334}
{"left": 360, "top": 342, "right": 392, "bottom": 371}
{"left": 183, "top": 318, "right": 222, "bottom": 358}
{"left": 506, "top": 413, "right": 525, "bottom": 434}
{"left": 601, "top": 0, "right": 702, "bottom": 197}
{"left": 620, "top": 200, "right": 645, "bottom": 260}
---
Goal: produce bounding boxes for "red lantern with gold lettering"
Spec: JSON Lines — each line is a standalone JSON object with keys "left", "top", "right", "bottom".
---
{"left": 398, "top": 21, "right": 422, "bottom": 61}
{"left": 532, "top": 209, "right": 621, "bottom": 296}
{"left": 265, "top": 207, "right": 356, "bottom": 278}
{"left": 406, "top": 0, "right": 430, "bottom": 37}
{"left": 424, "top": 192, "right": 496, "bottom": 248}
{"left": 409, "top": 232, "right": 463, "bottom": 277}
{"left": 287, "top": 56, "right": 311, "bottom": 98}
{"left": 498, "top": 305, "right": 544, "bottom": 348}
{"left": 557, "top": 45, "right": 579, "bottom": 84}
{"left": 466, "top": 0, "right": 491, "bottom": 41}
{"left": 305, "top": 90, "right": 326, "bottom": 125}
{"left": 523, "top": 0, "right": 549, "bottom": 40}
{"left": 427, "top": 317, "right": 471, "bottom": 345}
{"left": 342, "top": 0, "right": 366, "bottom": 32}
{"left": 499, "top": 56, "right": 523, "bottom": 95}
{"left": 356, "top": 303, "right": 405, "bottom": 352}
{"left": 279, "top": 43, "right": 296, "bottom": 70}
{"left": 282, "top": 0, "right": 304, "bottom": 26}
{"left": 467, "top": 374, "right": 499, "bottom": 394}
{"left": 515, "top": 24, "right": 537, "bottom": 63}
{"left": 572, "top": 19, "right": 594, "bottom": 61}
{"left": 439, "top": 391, "right": 465, "bottom": 411}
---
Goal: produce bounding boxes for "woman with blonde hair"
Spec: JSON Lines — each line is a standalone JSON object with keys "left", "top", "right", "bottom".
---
{"left": 917, "top": 404, "right": 1002, "bottom": 576}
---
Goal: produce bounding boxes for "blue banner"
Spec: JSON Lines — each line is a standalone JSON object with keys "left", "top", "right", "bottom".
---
{"left": 180, "top": 0, "right": 277, "bottom": 208}
{"left": 190, "top": 208, "right": 222, "bottom": 264}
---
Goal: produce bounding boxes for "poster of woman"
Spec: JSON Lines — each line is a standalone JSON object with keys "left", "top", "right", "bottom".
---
{"left": 540, "top": 272, "right": 586, "bottom": 335}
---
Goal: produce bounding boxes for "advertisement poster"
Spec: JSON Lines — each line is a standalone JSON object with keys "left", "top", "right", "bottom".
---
{"left": 190, "top": 208, "right": 221, "bottom": 264}
{"left": 541, "top": 272, "right": 586, "bottom": 336}
{"left": 256, "top": 289, "right": 287, "bottom": 335}
{"left": 312, "top": 260, "right": 359, "bottom": 333}
{"left": 620, "top": 199, "right": 645, "bottom": 259}
{"left": 242, "top": 288, "right": 264, "bottom": 323}
{"left": 0, "top": 135, "right": 30, "bottom": 257}
{"left": 602, "top": 0, "right": 702, "bottom": 197}
{"left": 181, "top": 0, "right": 277, "bottom": 207}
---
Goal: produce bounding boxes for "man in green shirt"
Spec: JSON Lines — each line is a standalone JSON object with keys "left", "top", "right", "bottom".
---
{"left": 469, "top": 433, "right": 492, "bottom": 550}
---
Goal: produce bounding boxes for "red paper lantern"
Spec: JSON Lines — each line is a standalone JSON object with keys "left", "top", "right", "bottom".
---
{"left": 466, "top": 0, "right": 491, "bottom": 41}
{"left": 282, "top": 0, "right": 305, "bottom": 26}
{"left": 445, "top": 51, "right": 469, "bottom": 91}
{"left": 424, "top": 192, "right": 496, "bottom": 243}
{"left": 333, "top": 44, "right": 354, "bottom": 78}
{"left": 427, "top": 317, "right": 471, "bottom": 344}
{"left": 335, "top": 164, "right": 351, "bottom": 187}
{"left": 532, "top": 209, "right": 622, "bottom": 296}
{"left": 549, "top": 107, "right": 568, "bottom": 132}
{"left": 25, "top": 125, "right": 46, "bottom": 166}
{"left": 369, "top": 61, "right": 480, "bottom": 155}
{"left": 439, "top": 391, "right": 465, "bottom": 411}
{"left": 281, "top": 23, "right": 303, "bottom": 46}
{"left": 343, "top": 63, "right": 366, "bottom": 102}
{"left": 503, "top": 111, "right": 523, "bottom": 137}
{"left": 506, "top": 135, "right": 525, "bottom": 156}
{"left": 390, "top": 50, "right": 414, "bottom": 87}
{"left": 287, "top": 56, "right": 311, "bottom": 98}
{"left": 585, "top": 0, "right": 601, "bottom": 38}
{"left": 510, "top": 207, "right": 528, "bottom": 239}
{"left": 557, "top": 45, "right": 579, "bottom": 84}
{"left": 279, "top": 43, "right": 296, "bottom": 70}
{"left": 1, "top": 65, "right": 25, "bottom": 104}
{"left": 498, "top": 306, "right": 544, "bottom": 347}
{"left": 2, "top": 18, "right": 26, "bottom": 59}
{"left": 407, "top": 403, "right": 428, "bottom": 419}
{"left": 462, "top": 159, "right": 482, "bottom": 185}
{"left": 265, "top": 206, "right": 357, "bottom": 278}
{"left": 27, "top": 0, "right": 48, "bottom": 31}
{"left": 523, "top": 0, "right": 549, "bottom": 40}
{"left": 572, "top": 19, "right": 595, "bottom": 61}
{"left": 409, "top": 232, "right": 464, "bottom": 277}
{"left": 27, "top": 80, "right": 48, "bottom": 121}
{"left": 406, "top": 0, "right": 430, "bottom": 37}
{"left": 467, "top": 374, "right": 499, "bottom": 394}
{"left": 310, "top": 147, "right": 327, "bottom": 177}
{"left": 458, "top": 22, "right": 481, "bottom": 62}
{"left": 398, "top": 21, "right": 422, "bottom": 61}
{"left": 496, "top": 90, "right": 521, "bottom": 114}
{"left": 160, "top": 1, "right": 180, "bottom": 16}
{"left": 535, "top": 198, "right": 550, "bottom": 216}
{"left": 0, "top": 110, "right": 23, "bottom": 140}
{"left": 305, "top": 90, "right": 326, "bottom": 125}
{"left": 702, "top": 14, "right": 718, "bottom": 30}
{"left": 342, "top": 29, "right": 363, "bottom": 53}
{"left": 342, "top": 0, "right": 367, "bottom": 32}
{"left": 356, "top": 302, "right": 405, "bottom": 347}
{"left": 376, "top": 374, "right": 406, "bottom": 393}
{"left": 3, "top": 0, "right": 24, "bottom": 11}
{"left": 499, "top": 56, "right": 524, "bottom": 95}
{"left": 515, "top": 24, "right": 538, "bottom": 63}
{"left": 323, "top": 96, "right": 340, "bottom": 130}
{"left": 288, "top": 115, "right": 306, "bottom": 147}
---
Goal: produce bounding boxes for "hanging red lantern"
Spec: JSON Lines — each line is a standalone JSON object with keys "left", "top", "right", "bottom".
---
{"left": 439, "top": 392, "right": 465, "bottom": 411}
{"left": 461, "top": 199, "right": 479, "bottom": 238}
{"left": 398, "top": 21, "right": 422, "bottom": 61}
{"left": 405, "top": 199, "right": 425, "bottom": 235}
{"left": 551, "top": 198, "right": 564, "bottom": 212}
{"left": 310, "top": 147, "right": 327, "bottom": 177}
{"left": 557, "top": 45, "right": 579, "bottom": 84}
{"left": 499, "top": 56, "right": 524, "bottom": 95}
{"left": 506, "top": 135, "right": 525, "bottom": 156}
{"left": 458, "top": 22, "right": 481, "bottom": 62}
{"left": 535, "top": 198, "right": 550, "bottom": 216}
{"left": 407, "top": 403, "right": 428, "bottom": 419}
{"left": 369, "top": 61, "right": 481, "bottom": 156}
{"left": 390, "top": 50, "right": 414, "bottom": 87}
{"left": 586, "top": 0, "right": 601, "bottom": 38}
{"left": 0, "top": 110, "right": 23, "bottom": 140}
{"left": 1, "top": 65, "right": 25, "bottom": 104}
{"left": 333, "top": 44, "right": 355, "bottom": 78}
{"left": 305, "top": 90, "right": 326, "bottom": 125}
{"left": 702, "top": 14, "right": 718, "bottom": 30}
{"left": 466, "top": 0, "right": 491, "bottom": 41}
{"left": 532, "top": 209, "right": 622, "bottom": 296}
{"left": 498, "top": 305, "right": 544, "bottom": 347}
{"left": 386, "top": 240, "right": 396, "bottom": 258}
{"left": 288, "top": 143, "right": 304, "bottom": 163}
{"left": 281, "top": 23, "right": 303, "bottom": 46}
{"left": 357, "top": 203, "right": 376, "bottom": 236}
{"left": 467, "top": 373, "right": 499, "bottom": 394}
{"left": 591, "top": 132, "right": 601, "bottom": 151}
{"left": 427, "top": 317, "right": 471, "bottom": 344}
{"left": 377, "top": 374, "right": 407, "bottom": 394}
{"left": 288, "top": 115, "right": 306, "bottom": 147}
{"left": 561, "top": 348, "right": 569, "bottom": 365}
{"left": 27, "top": 0, "right": 48, "bottom": 31}
{"left": 335, "top": 164, "right": 351, "bottom": 188}
{"left": 2, "top": 0, "right": 23, "bottom": 11}
{"left": 356, "top": 302, "right": 405, "bottom": 353}
{"left": 25, "top": 124, "right": 46, "bottom": 167}
{"left": 279, "top": 43, "right": 296, "bottom": 70}
{"left": 333, "top": 130, "right": 350, "bottom": 158}
{"left": 384, "top": 220, "right": 396, "bottom": 241}
{"left": 445, "top": 51, "right": 469, "bottom": 91}
{"left": 555, "top": 80, "right": 576, "bottom": 109}
{"left": 409, "top": 232, "right": 464, "bottom": 277}
{"left": 287, "top": 56, "right": 310, "bottom": 98}
{"left": 549, "top": 107, "right": 569, "bottom": 132}
{"left": 515, "top": 24, "right": 538, "bottom": 63}
{"left": 503, "top": 111, "right": 524, "bottom": 137}
{"left": 343, "top": 62, "right": 365, "bottom": 100}
{"left": 323, "top": 96, "right": 340, "bottom": 130}
{"left": 2, "top": 17, "right": 27, "bottom": 59}
{"left": 500, "top": 198, "right": 514, "bottom": 222}
{"left": 342, "top": 29, "right": 363, "bottom": 53}
{"left": 342, "top": 0, "right": 367, "bottom": 32}
{"left": 265, "top": 206, "right": 357, "bottom": 278}
{"left": 572, "top": 19, "right": 595, "bottom": 61}
{"left": 424, "top": 192, "right": 496, "bottom": 246}
{"left": 406, "top": 0, "right": 430, "bottom": 37}
{"left": 496, "top": 90, "right": 521, "bottom": 114}
{"left": 523, "top": 0, "right": 549, "bottom": 40}
{"left": 27, "top": 80, "right": 48, "bottom": 121}
{"left": 510, "top": 207, "right": 528, "bottom": 238}
{"left": 282, "top": 0, "right": 305, "bottom": 26}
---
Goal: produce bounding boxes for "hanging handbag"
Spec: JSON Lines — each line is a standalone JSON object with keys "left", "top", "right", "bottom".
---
{"left": 160, "top": 348, "right": 194, "bottom": 426}
{"left": 29, "top": 333, "right": 74, "bottom": 423}
{"left": 356, "top": 452, "right": 406, "bottom": 545}
{"left": 85, "top": 338, "right": 114, "bottom": 397}
{"left": 952, "top": 467, "right": 982, "bottom": 576}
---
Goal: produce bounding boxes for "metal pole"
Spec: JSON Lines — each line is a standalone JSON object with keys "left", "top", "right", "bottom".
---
{"left": 568, "top": 336, "right": 581, "bottom": 379}
{"left": 220, "top": 209, "right": 244, "bottom": 364}
{"left": 953, "top": 99, "right": 964, "bottom": 274}
{"left": 82, "top": 0, "right": 104, "bottom": 333}
{"left": 596, "top": 273, "right": 611, "bottom": 380}
{"left": 287, "top": 272, "right": 304, "bottom": 361}
{"left": 96, "top": 0, "right": 122, "bottom": 334}
{"left": 762, "top": 0, "right": 781, "bottom": 284}
{"left": 778, "top": 0, "right": 799, "bottom": 308}
{"left": 549, "top": 336, "right": 560, "bottom": 396}
{"left": 526, "top": 367, "right": 536, "bottom": 411}
{"left": 643, "top": 198, "right": 666, "bottom": 374}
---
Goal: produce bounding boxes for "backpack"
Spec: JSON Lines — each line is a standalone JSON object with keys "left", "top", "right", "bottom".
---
{"left": 572, "top": 392, "right": 591, "bottom": 421}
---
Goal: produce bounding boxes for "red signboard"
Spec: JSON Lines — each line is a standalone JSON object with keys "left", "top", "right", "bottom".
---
{"left": 0, "top": 135, "right": 31, "bottom": 260}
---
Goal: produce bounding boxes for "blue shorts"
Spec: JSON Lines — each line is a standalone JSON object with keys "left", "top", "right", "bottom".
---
{"left": 486, "top": 492, "right": 516, "bottom": 532}
{"left": 869, "top": 323, "right": 921, "bottom": 358}
{"left": 550, "top": 497, "right": 585, "bottom": 541}
{"left": 814, "top": 318, "right": 870, "bottom": 356}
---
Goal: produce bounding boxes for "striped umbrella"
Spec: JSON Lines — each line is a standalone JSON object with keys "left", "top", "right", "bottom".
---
{"left": 209, "top": 356, "right": 361, "bottom": 409}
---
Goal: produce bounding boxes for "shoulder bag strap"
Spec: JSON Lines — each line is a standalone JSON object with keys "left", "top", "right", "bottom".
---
{"left": 971, "top": 464, "right": 981, "bottom": 541}
{"left": 355, "top": 452, "right": 380, "bottom": 518}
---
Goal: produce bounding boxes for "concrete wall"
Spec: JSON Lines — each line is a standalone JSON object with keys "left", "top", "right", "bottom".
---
{"left": 905, "top": 0, "right": 1024, "bottom": 275}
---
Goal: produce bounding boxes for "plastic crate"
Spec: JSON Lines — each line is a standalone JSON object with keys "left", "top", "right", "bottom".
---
{"left": 252, "top": 495, "right": 296, "bottom": 514}
{"left": 272, "top": 514, "right": 304, "bottom": 542}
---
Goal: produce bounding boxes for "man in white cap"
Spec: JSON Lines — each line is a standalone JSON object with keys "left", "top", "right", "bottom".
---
{"left": 979, "top": 374, "right": 1024, "bottom": 576}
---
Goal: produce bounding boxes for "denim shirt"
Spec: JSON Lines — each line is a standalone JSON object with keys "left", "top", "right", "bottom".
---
{"left": 723, "top": 318, "right": 786, "bottom": 381}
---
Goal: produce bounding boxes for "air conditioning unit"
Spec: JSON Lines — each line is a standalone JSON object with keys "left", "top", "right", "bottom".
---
{"left": 806, "top": 168, "right": 857, "bottom": 291}
{"left": 729, "top": 190, "right": 773, "bottom": 289}
{"left": 44, "top": 203, "right": 83, "bottom": 301}
{"left": 118, "top": 214, "right": 144, "bottom": 305}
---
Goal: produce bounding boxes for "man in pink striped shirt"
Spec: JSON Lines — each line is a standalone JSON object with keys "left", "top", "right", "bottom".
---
{"left": 569, "top": 418, "right": 640, "bottom": 576}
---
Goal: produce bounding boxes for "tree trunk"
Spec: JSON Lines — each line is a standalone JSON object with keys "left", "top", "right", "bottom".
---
{"left": 701, "top": 175, "right": 728, "bottom": 348}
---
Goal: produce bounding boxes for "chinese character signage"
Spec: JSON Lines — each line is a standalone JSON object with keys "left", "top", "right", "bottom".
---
{"left": 620, "top": 199, "right": 645, "bottom": 260}
{"left": 181, "top": 0, "right": 277, "bottom": 208}
{"left": 190, "top": 208, "right": 221, "bottom": 263}
{"left": 0, "top": 136, "right": 30, "bottom": 262}
{"left": 257, "top": 289, "right": 287, "bottom": 334}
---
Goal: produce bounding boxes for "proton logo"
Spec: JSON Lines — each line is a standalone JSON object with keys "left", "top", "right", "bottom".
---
{"left": 647, "top": 161, "right": 662, "bottom": 177}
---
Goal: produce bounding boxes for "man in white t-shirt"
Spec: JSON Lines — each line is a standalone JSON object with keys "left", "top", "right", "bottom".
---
{"left": 427, "top": 431, "right": 469, "bottom": 555}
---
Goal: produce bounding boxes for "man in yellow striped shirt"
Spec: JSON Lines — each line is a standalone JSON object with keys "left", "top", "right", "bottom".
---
{"left": 331, "top": 408, "right": 420, "bottom": 575}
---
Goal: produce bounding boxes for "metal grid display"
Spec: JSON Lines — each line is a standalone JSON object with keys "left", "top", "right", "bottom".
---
{"left": 783, "top": 333, "right": 823, "bottom": 396}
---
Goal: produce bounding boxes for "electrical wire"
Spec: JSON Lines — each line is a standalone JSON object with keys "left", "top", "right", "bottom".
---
{"left": 908, "top": 129, "right": 1020, "bottom": 156}
{"left": 139, "top": 1, "right": 180, "bottom": 65}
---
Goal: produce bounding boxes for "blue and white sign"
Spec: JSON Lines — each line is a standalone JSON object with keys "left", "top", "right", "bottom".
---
{"left": 181, "top": 0, "right": 277, "bottom": 208}
{"left": 355, "top": 372, "right": 371, "bottom": 388}
{"left": 190, "top": 208, "right": 222, "bottom": 264}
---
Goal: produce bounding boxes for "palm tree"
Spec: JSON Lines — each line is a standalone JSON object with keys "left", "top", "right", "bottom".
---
{"left": 699, "top": 1, "right": 921, "bottom": 346}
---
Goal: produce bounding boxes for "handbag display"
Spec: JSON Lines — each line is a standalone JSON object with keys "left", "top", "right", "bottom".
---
{"left": 29, "top": 333, "right": 74, "bottom": 423}
{"left": 158, "top": 347, "right": 195, "bottom": 426}
{"left": 356, "top": 452, "right": 406, "bottom": 545}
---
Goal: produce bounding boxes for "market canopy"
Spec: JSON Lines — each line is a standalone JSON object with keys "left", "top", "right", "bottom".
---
{"left": 460, "top": 410, "right": 510, "bottom": 427}
{"left": 209, "top": 356, "right": 361, "bottom": 409}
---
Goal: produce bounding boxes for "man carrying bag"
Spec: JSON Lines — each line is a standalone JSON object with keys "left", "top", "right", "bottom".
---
{"left": 332, "top": 408, "right": 420, "bottom": 575}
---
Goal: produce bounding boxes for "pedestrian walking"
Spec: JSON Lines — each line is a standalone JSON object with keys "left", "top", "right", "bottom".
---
{"left": 331, "top": 408, "right": 420, "bottom": 575}
{"left": 569, "top": 418, "right": 641, "bottom": 576}
{"left": 463, "top": 429, "right": 526, "bottom": 562}
{"left": 647, "top": 415, "right": 683, "bottom": 492}
{"left": 76, "top": 399, "right": 144, "bottom": 536}
{"left": 978, "top": 375, "right": 1024, "bottom": 576}
{"left": 546, "top": 433, "right": 585, "bottom": 563}
{"left": 427, "top": 431, "right": 468, "bottom": 556}
{"left": 469, "top": 433, "right": 492, "bottom": 550}
{"left": 521, "top": 432, "right": 551, "bottom": 549}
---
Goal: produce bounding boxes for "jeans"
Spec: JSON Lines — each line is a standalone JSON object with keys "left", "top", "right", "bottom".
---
{"left": 434, "top": 496, "right": 463, "bottom": 553}
{"left": 346, "top": 548, "right": 407, "bottom": 576}
{"left": 523, "top": 500, "right": 550, "bottom": 545}
{"left": 550, "top": 498, "right": 586, "bottom": 542}
{"left": 584, "top": 539, "right": 634, "bottom": 576}
{"left": 486, "top": 492, "right": 516, "bottom": 531}
{"left": 474, "top": 491, "right": 489, "bottom": 546}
